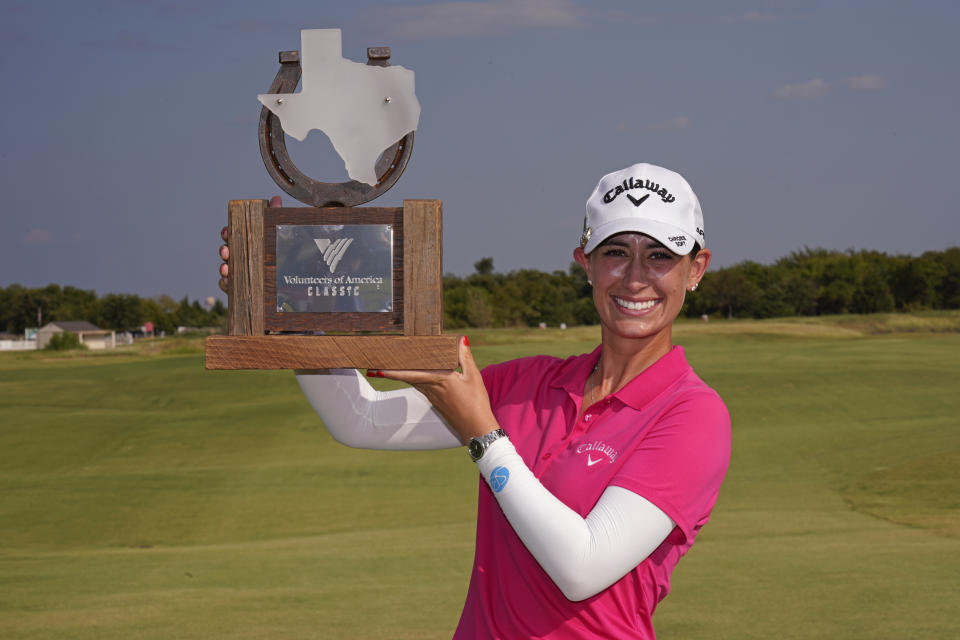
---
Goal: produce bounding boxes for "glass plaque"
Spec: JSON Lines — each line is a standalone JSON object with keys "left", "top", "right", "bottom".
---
{"left": 276, "top": 224, "right": 393, "bottom": 313}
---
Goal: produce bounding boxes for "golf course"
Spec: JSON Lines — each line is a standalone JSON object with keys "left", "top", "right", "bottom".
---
{"left": 2, "top": 314, "right": 958, "bottom": 639}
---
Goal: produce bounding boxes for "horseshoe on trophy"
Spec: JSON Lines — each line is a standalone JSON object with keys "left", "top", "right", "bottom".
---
{"left": 258, "top": 47, "right": 415, "bottom": 208}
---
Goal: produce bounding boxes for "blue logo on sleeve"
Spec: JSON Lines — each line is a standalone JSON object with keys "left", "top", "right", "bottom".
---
{"left": 490, "top": 466, "right": 510, "bottom": 493}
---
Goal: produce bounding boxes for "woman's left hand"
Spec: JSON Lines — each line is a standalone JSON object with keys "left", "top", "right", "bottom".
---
{"left": 373, "top": 337, "right": 498, "bottom": 443}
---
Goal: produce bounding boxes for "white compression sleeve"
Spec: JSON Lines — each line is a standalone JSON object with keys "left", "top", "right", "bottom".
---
{"left": 295, "top": 369, "right": 462, "bottom": 450}
{"left": 477, "top": 438, "right": 676, "bottom": 602}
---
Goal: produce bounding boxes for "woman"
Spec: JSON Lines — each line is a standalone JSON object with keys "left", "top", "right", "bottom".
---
{"left": 219, "top": 162, "right": 730, "bottom": 638}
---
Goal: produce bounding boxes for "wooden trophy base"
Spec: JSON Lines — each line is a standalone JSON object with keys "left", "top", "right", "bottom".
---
{"left": 205, "top": 199, "right": 458, "bottom": 371}
{"left": 205, "top": 334, "right": 460, "bottom": 370}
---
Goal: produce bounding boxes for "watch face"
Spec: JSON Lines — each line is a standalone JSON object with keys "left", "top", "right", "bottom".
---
{"left": 468, "top": 439, "right": 484, "bottom": 460}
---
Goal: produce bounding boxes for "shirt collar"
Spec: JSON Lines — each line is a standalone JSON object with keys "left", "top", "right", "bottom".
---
{"left": 550, "top": 345, "right": 692, "bottom": 410}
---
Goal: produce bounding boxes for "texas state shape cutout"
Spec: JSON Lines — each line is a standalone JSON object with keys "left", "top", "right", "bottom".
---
{"left": 258, "top": 29, "right": 421, "bottom": 186}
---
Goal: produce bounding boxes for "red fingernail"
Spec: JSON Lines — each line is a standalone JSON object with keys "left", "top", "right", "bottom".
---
{"left": 463, "top": 336, "right": 470, "bottom": 346}
{"left": 377, "top": 371, "right": 386, "bottom": 378}
{"left": 366, "top": 370, "right": 379, "bottom": 377}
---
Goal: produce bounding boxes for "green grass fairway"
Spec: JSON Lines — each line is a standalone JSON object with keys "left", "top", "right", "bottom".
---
{"left": 2, "top": 317, "right": 959, "bottom": 639}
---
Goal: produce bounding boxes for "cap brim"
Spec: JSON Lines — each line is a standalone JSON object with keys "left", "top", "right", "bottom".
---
{"left": 582, "top": 218, "right": 697, "bottom": 256}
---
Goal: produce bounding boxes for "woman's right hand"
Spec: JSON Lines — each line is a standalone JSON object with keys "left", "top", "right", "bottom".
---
{"left": 374, "top": 337, "right": 496, "bottom": 444}
{"left": 218, "top": 195, "right": 282, "bottom": 292}
{"left": 218, "top": 226, "right": 230, "bottom": 292}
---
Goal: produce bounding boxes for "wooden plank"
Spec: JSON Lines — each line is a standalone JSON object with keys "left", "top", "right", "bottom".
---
{"left": 262, "top": 207, "right": 404, "bottom": 332}
{"left": 227, "top": 200, "right": 266, "bottom": 336}
{"left": 403, "top": 199, "right": 443, "bottom": 336}
{"left": 204, "top": 335, "right": 460, "bottom": 370}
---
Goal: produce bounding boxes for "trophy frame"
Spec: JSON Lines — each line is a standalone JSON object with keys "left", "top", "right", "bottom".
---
{"left": 204, "top": 36, "right": 459, "bottom": 371}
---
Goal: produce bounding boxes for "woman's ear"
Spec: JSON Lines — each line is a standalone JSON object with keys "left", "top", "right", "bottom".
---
{"left": 573, "top": 247, "right": 592, "bottom": 282}
{"left": 688, "top": 248, "right": 712, "bottom": 288}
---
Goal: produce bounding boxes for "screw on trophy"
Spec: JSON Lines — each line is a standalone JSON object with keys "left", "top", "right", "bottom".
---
{"left": 205, "top": 29, "right": 460, "bottom": 371}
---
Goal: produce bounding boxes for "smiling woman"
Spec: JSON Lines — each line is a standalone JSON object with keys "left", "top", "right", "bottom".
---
{"left": 575, "top": 233, "right": 709, "bottom": 366}
{"left": 222, "top": 163, "right": 730, "bottom": 639}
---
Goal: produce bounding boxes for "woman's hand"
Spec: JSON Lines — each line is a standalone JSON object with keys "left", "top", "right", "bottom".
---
{"left": 217, "top": 225, "right": 230, "bottom": 293}
{"left": 218, "top": 195, "right": 283, "bottom": 292}
{"left": 373, "top": 337, "right": 498, "bottom": 444}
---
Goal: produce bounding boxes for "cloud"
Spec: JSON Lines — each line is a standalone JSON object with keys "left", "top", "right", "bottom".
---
{"left": 604, "top": 8, "right": 793, "bottom": 27}
{"left": 773, "top": 78, "right": 829, "bottom": 99}
{"left": 0, "top": 27, "right": 31, "bottom": 44}
{"left": 846, "top": 74, "right": 887, "bottom": 90}
{"left": 650, "top": 116, "right": 691, "bottom": 130}
{"left": 719, "top": 10, "right": 783, "bottom": 23}
{"left": 772, "top": 74, "right": 886, "bottom": 100}
{"left": 22, "top": 228, "right": 51, "bottom": 246}
{"left": 80, "top": 34, "right": 185, "bottom": 52}
{"left": 741, "top": 10, "right": 781, "bottom": 22}
{"left": 219, "top": 17, "right": 304, "bottom": 36}
{"left": 356, "top": 0, "right": 584, "bottom": 40}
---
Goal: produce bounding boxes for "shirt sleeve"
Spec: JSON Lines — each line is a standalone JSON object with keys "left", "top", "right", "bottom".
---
{"left": 477, "top": 438, "right": 676, "bottom": 601}
{"left": 609, "top": 389, "right": 731, "bottom": 542}
{"left": 295, "top": 369, "right": 463, "bottom": 450}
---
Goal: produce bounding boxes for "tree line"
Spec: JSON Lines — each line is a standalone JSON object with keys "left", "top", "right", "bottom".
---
{"left": 0, "top": 283, "right": 225, "bottom": 335}
{"left": 3, "top": 246, "right": 957, "bottom": 335}
{"left": 685, "top": 246, "right": 960, "bottom": 319}
{"left": 443, "top": 247, "right": 960, "bottom": 328}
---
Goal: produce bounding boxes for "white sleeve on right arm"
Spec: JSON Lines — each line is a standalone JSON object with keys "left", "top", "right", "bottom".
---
{"left": 477, "top": 438, "right": 675, "bottom": 601}
{"left": 295, "top": 369, "right": 462, "bottom": 450}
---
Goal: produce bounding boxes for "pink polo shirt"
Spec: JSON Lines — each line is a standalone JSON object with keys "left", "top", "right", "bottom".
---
{"left": 453, "top": 346, "right": 730, "bottom": 639}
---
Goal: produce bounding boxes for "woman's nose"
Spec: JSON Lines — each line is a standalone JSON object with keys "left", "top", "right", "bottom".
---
{"left": 622, "top": 257, "right": 649, "bottom": 289}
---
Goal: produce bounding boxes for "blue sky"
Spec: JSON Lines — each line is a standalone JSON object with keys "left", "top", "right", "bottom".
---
{"left": 2, "top": 0, "right": 958, "bottom": 302}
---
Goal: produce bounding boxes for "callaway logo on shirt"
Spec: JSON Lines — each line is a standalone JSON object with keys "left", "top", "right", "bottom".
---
{"left": 577, "top": 441, "right": 618, "bottom": 466}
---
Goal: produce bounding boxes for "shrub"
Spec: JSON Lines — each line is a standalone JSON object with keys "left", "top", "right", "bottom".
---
{"left": 45, "top": 332, "right": 87, "bottom": 351}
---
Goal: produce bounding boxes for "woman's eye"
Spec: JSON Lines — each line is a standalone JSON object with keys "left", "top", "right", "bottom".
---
{"left": 649, "top": 250, "right": 674, "bottom": 260}
{"left": 602, "top": 248, "right": 627, "bottom": 257}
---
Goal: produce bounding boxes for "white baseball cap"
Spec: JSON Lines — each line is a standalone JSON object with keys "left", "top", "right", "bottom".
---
{"left": 580, "top": 163, "right": 705, "bottom": 256}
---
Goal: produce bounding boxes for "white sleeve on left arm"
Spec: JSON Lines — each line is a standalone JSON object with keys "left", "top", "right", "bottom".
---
{"left": 295, "top": 369, "right": 462, "bottom": 450}
{"left": 477, "top": 438, "right": 675, "bottom": 602}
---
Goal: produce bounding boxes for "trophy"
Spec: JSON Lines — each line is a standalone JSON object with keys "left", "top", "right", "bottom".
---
{"left": 205, "top": 29, "right": 459, "bottom": 370}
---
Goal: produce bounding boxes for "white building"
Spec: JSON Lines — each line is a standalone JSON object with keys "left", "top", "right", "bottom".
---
{"left": 36, "top": 321, "right": 116, "bottom": 350}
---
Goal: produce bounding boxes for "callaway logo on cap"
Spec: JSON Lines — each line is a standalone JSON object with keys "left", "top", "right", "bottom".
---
{"left": 580, "top": 163, "right": 705, "bottom": 255}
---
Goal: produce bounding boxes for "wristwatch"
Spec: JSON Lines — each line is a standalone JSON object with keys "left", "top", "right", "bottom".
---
{"left": 468, "top": 428, "right": 507, "bottom": 462}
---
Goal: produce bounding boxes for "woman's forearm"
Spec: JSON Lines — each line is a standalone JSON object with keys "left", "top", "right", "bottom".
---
{"left": 295, "top": 369, "right": 463, "bottom": 450}
{"left": 477, "top": 438, "right": 675, "bottom": 601}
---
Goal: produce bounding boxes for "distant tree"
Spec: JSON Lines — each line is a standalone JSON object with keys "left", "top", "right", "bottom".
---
{"left": 465, "top": 286, "right": 494, "bottom": 328}
{"left": 891, "top": 256, "right": 947, "bottom": 310}
{"left": 52, "top": 286, "right": 98, "bottom": 322}
{"left": 156, "top": 294, "right": 180, "bottom": 317}
{"left": 850, "top": 256, "right": 895, "bottom": 313}
{"left": 707, "top": 265, "right": 762, "bottom": 318}
{"left": 851, "top": 278, "right": 895, "bottom": 313}
{"left": 474, "top": 257, "right": 495, "bottom": 275}
{"left": 97, "top": 293, "right": 145, "bottom": 331}
{"left": 488, "top": 275, "right": 533, "bottom": 327}
{"left": 568, "top": 261, "right": 599, "bottom": 325}
{"left": 0, "top": 284, "right": 28, "bottom": 333}
{"left": 782, "top": 273, "right": 819, "bottom": 315}
{"left": 573, "top": 296, "right": 600, "bottom": 325}
{"left": 819, "top": 280, "right": 855, "bottom": 314}
{"left": 937, "top": 247, "right": 960, "bottom": 308}
{"left": 441, "top": 274, "right": 470, "bottom": 330}
{"left": 142, "top": 298, "right": 176, "bottom": 334}
{"left": 497, "top": 269, "right": 573, "bottom": 327}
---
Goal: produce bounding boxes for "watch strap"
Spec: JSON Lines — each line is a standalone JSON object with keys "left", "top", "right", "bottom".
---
{"left": 468, "top": 428, "right": 507, "bottom": 461}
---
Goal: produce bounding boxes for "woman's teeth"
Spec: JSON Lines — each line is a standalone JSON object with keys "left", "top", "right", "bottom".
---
{"left": 614, "top": 297, "right": 657, "bottom": 311}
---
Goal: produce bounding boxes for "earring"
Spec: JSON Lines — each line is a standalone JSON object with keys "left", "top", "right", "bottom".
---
{"left": 689, "top": 283, "right": 698, "bottom": 292}
{"left": 587, "top": 279, "right": 593, "bottom": 286}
